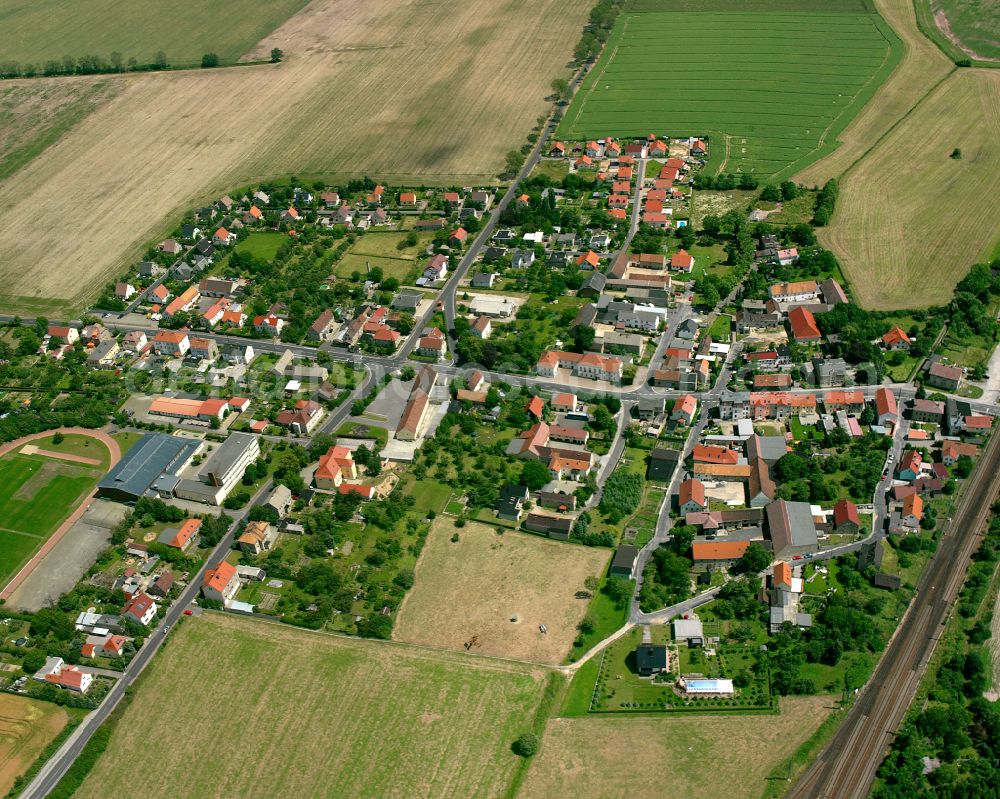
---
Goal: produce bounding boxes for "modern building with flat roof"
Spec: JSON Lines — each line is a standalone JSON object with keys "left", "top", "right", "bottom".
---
{"left": 97, "top": 434, "right": 201, "bottom": 503}
{"left": 175, "top": 432, "right": 260, "bottom": 506}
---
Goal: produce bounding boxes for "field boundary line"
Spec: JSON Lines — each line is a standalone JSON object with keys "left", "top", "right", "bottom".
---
{"left": 226, "top": 608, "right": 569, "bottom": 672}
{"left": 838, "top": 65, "right": 956, "bottom": 181}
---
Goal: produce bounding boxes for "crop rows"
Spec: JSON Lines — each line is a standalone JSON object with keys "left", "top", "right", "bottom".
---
{"left": 559, "top": 10, "right": 898, "bottom": 178}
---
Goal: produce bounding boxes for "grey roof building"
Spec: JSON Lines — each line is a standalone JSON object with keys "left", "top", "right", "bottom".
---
{"left": 609, "top": 545, "right": 639, "bottom": 579}
{"left": 745, "top": 434, "right": 788, "bottom": 466}
{"left": 636, "top": 644, "right": 668, "bottom": 676}
{"left": 765, "top": 499, "right": 817, "bottom": 558}
{"left": 648, "top": 447, "right": 680, "bottom": 481}
{"left": 392, "top": 290, "right": 423, "bottom": 311}
{"left": 97, "top": 434, "right": 201, "bottom": 503}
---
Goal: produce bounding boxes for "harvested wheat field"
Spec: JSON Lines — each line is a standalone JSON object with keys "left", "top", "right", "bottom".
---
{"left": 394, "top": 520, "right": 609, "bottom": 665}
{"left": 520, "top": 695, "right": 836, "bottom": 799}
{"left": 0, "top": 694, "right": 68, "bottom": 795}
{"left": 75, "top": 612, "right": 550, "bottom": 799}
{"left": 823, "top": 69, "right": 1000, "bottom": 309}
{"left": 0, "top": 0, "right": 590, "bottom": 315}
{"left": 795, "top": 0, "right": 954, "bottom": 186}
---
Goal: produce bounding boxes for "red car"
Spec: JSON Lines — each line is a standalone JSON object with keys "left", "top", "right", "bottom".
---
{"left": 183, "top": 609, "right": 194, "bottom": 616}
{"left": 793, "top": 555, "right": 803, "bottom": 560}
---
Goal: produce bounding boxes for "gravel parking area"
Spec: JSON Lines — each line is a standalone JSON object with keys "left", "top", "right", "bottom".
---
{"left": 6, "top": 500, "right": 128, "bottom": 612}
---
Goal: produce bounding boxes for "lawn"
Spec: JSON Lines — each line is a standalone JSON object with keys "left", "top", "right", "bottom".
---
{"left": 334, "top": 253, "right": 419, "bottom": 284}
{"left": 521, "top": 695, "right": 837, "bottom": 799}
{"left": 531, "top": 159, "right": 570, "bottom": 181}
{"left": 110, "top": 431, "right": 143, "bottom": 455}
{"left": 691, "top": 190, "right": 755, "bottom": 230}
{"left": 579, "top": 626, "right": 773, "bottom": 714}
{"left": 236, "top": 231, "right": 287, "bottom": 261}
{"left": 350, "top": 231, "right": 431, "bottom": 259}
{"left": 758, "top": 192, "right": 816, "bottom": 225}
{"left": 394, "top": 519, "right": 610, "bottom": 664}
{"left": 0, "top": 693, "right": 69, "bottom": 795}
{"left": 28, "top": 433, "right": 112, "bottom": 470}
{"left": 938, "top": 327, "right": 996, "bottom": 370}
{"left": 566, "top": 580, "right": 633, "bottom": 663}
{"left": 0, "top": 0, "right": 309, "bottom": 65}
{"left": 823, "top": 69, "right": 1000, "bottom": 309}
{"left": 0, "top": 453, "right": 104, "bottom": 586}
{"left": 73, "top": 612, "right": 549, "bottom": 799}
{"left": 558, "top": 2, "right": 902, "bottom": 178}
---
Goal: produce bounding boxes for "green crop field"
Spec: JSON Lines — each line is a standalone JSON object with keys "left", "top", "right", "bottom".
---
{"left": 73, "top": 613, "right": 549, "bottom": 799}
{"left": 559, "top": 1, "right": 902, "bottom": 179}
{"left": 0, "top": 0, "right": 309, "bottom": 66}
{"left": 0, "top": 453, "right": 104, "bottom": 586}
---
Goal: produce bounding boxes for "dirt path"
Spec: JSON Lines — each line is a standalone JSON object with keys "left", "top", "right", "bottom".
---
{"left": 0, "top": 427, "right": 121, "bottom": 601}
{"left": 19, "top": 444, "right": 102, "bottom": 466}
{"left": 987, "top": 590, "right": 1000, "bottom": 701}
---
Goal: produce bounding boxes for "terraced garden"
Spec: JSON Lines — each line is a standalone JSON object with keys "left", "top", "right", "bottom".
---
{"left": 559, "top": 3, "right": 901, "bottom": 179}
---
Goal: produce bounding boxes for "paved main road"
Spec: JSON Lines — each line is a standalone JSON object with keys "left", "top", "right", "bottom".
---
{"left": 19, "top": 476, "right": 276, "bottom": 799}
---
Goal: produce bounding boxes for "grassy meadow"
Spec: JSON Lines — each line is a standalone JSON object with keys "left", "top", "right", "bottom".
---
{"left": 0, "top": 0, "right": 309, "bottom": 66}
{"left": 520, "top": 695, "right": 836, "bottom": 799}
{"left": 915, "top": 0, "right": 1000, "bottom": 63}
{"left": 74, "top": 613, "right": 550, "bottom": 799}
{"left": 558, "top": 2, "right": 901, "bottom": 179}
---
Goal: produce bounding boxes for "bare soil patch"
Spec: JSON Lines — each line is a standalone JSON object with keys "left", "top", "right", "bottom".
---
{"left": 394, "top": 519, "right": 610, "bottom": 665}
{"left": 520, "top": 695, "right": 836, "bottom": 799}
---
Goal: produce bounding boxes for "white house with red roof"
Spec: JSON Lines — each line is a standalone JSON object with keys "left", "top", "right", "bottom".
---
{"left": 34, "top": 657, "right": 94, "bottom": 693}
{"left": 881, "top": 326, "right": 911, "bottom": 351}
{"left": 203, "top": 561, "right": 240, "bottom": 605}
{"left": 423, "top": 254, "right": 449, "bottom": 281}
{"left": 670, "top": 249, "right": 695, "bottom": 272}
{"left": 212, "top": 227, "right": 236, "bottom": 245}
{"left": 47, "top": 324, "right": 79, "bottom": 345}
{"left": 416, "top": 327, "right": 447, "bottom": 360}
{"left": 151, "top": 331, "right": 190, "bottom": 356}
{"left": 536, "top": 350, "right": 623, "bottom": 383}
{"left": 122, "top": 591, "right": 157, "bottom": 626}
{"left": 253, "top": 314, "right": 285, "bottom": 337}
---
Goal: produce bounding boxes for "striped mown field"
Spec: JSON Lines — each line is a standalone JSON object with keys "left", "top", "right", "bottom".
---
{"left": 559, "top": 5, "right": 901, "bottom": 179}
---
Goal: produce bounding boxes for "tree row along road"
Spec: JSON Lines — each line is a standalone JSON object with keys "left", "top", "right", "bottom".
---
{"left": 786, "top": 424, "right": 1000, "bottom": 799}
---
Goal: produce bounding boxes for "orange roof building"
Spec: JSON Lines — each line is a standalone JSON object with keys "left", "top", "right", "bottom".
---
{"left": 202, "top": 561, "right": 238, "bottom": 603}
{"left": 692, "top": 444, "right": 739, "bottom": 465}
{"left": 692, "top": 540, "right": 750, "bottom": 562}
{"left": 788, "top": 306, "right": 821, "bottom": 342}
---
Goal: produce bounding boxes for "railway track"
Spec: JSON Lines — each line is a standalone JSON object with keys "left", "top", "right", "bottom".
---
{"left": 786, "top": 428, "right": 1000, "bottom": 799}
